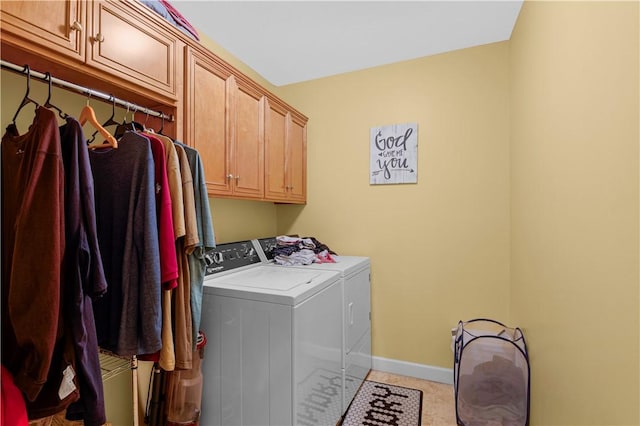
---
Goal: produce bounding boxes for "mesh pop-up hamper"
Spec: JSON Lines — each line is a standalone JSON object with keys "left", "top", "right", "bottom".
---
{"left": 453, "top": 319, "right": 530, "bottom": 426}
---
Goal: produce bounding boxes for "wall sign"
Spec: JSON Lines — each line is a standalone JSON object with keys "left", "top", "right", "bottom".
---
{"left": 370, "top": 122, "right": 418, "bottom": 185}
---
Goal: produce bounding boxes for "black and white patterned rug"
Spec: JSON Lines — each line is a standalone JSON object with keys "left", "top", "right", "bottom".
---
{"left": 342, "top": 380, "right": 423, "bottom": 426}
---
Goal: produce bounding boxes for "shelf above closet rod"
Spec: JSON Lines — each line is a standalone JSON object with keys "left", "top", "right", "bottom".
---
{"left": 1, "top": 60, "right": 174, "bottom": 122}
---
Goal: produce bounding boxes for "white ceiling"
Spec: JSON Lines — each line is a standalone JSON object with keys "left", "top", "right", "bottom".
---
{"left": 172, "top": 1, "right": 523, "bottom": 86}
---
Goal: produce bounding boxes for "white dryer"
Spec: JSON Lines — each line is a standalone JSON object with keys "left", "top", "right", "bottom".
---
{"left": 255, "top": 238, "right": 372, "bottom": 414}
{"left": 200, "top": 240, "right": 344, "bottom": 426}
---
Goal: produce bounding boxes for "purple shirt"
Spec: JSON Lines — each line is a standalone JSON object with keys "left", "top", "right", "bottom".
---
{"left": 60, "top": 118, "right": 108, "bottom": 426}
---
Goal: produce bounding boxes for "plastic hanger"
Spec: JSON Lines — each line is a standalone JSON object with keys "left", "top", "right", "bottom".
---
{"left": 79, "top": 98, "right": 118, "bottom": 149}
{"left": 43, "top": 72, "right": 69, "bottom": 120}
{"left": 11, "top": 65, "right": 40, "bottom": 124}
{"left": 101, "top": 96, "right": 120, "bottom": 128}
{"left": 114, "top": 104, "right": 144, "bottom": 139}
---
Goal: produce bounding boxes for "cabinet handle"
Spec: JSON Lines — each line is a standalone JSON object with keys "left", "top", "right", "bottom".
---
{"left": 70, "top": 21, "right": 83, "bottom": 32}
{"left": 94, "top": 33, "right": 105, "bottom": 43}
{"left": 226, "top": 174, "right": 234, "bottom": 181}
{"left": 235, "top": 175, "right": 240, "bottom": 183}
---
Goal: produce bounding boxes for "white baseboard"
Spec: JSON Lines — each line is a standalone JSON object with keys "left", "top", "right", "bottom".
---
{"left": 372, "top": 356, "right": 454, "bottom": 385}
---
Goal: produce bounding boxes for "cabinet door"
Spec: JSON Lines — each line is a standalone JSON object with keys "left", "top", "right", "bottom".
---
{"left": 287, "top": 116, "right": 307, "bottom": 203}
{"left": 88, "top": 0, "right": 176, "bottom": 99}
{"left": 231, "top": 78, "right": 264, "bottom": 199}
{"left": 0, "top": 0, "right": 85, "bottom": 61}
{"left": 264, "top": 99, "right": 288, "bottom": 201}
{"left": 185, "top": 47, "right": 233, "bottom": 195}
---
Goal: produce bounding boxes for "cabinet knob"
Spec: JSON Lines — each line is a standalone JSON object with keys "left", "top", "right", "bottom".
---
{"left": 226, "top": 174, "right": 234, "bottom": 181}
{"left": 235, "top": 175, "right": 240, "bottom": 182}
{"left": 94, "top": 33, "right": 105, "bottom": 43}
{"left": 70, "top": 21, "right": 83, "bottom": 32}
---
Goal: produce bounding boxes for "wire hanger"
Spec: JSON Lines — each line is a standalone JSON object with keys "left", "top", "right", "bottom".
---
{"left": 43, "top": 72, "right": 69, "bottom": 120}
{"left": 11, "top": 65, "right": 40, "bottom": 124}
{"left": 157, "top": 115, "right": 165, "bottom": 136}
{"left": 143, "top": 111, "right": 150, "bottom": 131}
{"left": 79, "top": 94, "right": 118, "bottom": 150}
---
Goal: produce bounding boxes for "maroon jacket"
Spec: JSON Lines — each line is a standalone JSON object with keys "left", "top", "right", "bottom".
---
{"left": 1, "top": 107, "right": 69, "bottom": 405}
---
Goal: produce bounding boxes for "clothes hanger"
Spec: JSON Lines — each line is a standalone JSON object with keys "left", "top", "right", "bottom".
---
{"left": 101, "top": 96, "right": 120, "bottom": 128}
{"left": 114, "top": 104, "right": 144, "bottom": 139}
{"left": 43, "top": 72, "right": 69, "bottom": 120}
{"left": 142, "top": 111, "right": 150, "bottom": 132}
{"left": 11, "top": 65, "right": 40, "bottom": 124}
{"left": 157, "top": 115, "right": 165, "bottom": 136}
{"left": 79, "top": 95, "right": 118, "bottom": 150}
{"left": 88, "top": 95, "right": 119, "bottom": 144}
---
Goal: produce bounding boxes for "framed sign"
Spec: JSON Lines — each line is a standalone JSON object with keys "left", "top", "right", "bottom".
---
{"left": 370, "top": 122, "right": 418, "bottom": 185}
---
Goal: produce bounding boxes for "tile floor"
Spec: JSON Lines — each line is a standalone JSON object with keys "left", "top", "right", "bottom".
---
{"left": 365, "top": 370, "right": 458, "bottom": 426}
{"left": 29, "top": 369, "right": 456, "bottom": 426}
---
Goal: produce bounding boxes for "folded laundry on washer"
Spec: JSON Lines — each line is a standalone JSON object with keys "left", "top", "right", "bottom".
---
{"left": 275, "top": 248, "right": 316, "bottom": 266}
{"left": 274, "top": 236, "right": 339, "bottom": 265}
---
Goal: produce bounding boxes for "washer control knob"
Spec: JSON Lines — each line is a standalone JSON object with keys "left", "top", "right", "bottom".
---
{"left": 213, "top": 252, "right": 224, "bottom": 264}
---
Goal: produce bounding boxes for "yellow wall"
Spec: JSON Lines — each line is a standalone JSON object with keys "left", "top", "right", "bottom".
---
{"left": 209, "top": 198, "right": 277, "bottom": 243}
{"left": 277, "top": 42, "right": 512, "bottom": 368}
{"left": 509, "top": 2, "right": 639, "bottom": 425}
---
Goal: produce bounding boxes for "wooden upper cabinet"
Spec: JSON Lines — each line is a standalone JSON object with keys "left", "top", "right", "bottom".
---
{"left": 0, "top": 0, "right": 178, "bottom": 101}
{"left": 287, "top": 115, "right": 307, "bottom": 203}
{"left": 185, "top": 46, "right": 264, "bottom": 200}
{"left": 87, "top": 0, "right": 177, "bottom": 99}
{"left": 185, "top": 47, "right": 232, "bottom": 195}
{"left": 265, "top": 99, "right": 307, "bottom": 204}
{"left": 230, "top": 78, "right": 264, "bottom": 199}
{"left": 0, "top": 0, "right": 85, "bottom": 61}
{"left": 264, "top": 99, "right": 288, "bottom": 200}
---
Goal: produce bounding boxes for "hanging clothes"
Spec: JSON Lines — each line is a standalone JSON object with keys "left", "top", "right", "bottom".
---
{"left": 148, "top": 131, "right": 184, "bottom": 372}
{"left": 2, "top": 107, "right": 66, "bottom": 400}
{"left": 1, "top": 107, "right": 80, "bottom": 419}
{"left": 146, "top": 134, "right": 178, "bottom": 289}
{"left": 173, "top": 144, "right": 199, "bottom": 370}
{"left": 137, "top": 132, "right": 178, "bottom": 372}
{"left": 58, "top": 117, "right": 108, "bottom": 426}
{"left": 175, "top": 141, "right": 216, "bottom": 348}
{"left": 89, "top": 131, "right": 162, "bottom": 357}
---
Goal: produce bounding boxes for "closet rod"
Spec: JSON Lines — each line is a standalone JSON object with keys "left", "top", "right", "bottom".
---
{"left": 1, "top": 60, "right": 173, "bottom": 122}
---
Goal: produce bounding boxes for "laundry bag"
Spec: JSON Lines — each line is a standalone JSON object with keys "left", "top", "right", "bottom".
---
{"left": 453, "top": 319, "right": 530, "bottom": 426}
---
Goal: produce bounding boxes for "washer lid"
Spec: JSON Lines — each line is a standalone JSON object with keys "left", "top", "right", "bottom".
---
{"left": 214, "top": 267, "right": 323, "bottom": 291}
{"left": 204, "top": 266, "right": 340, "bottom": 305}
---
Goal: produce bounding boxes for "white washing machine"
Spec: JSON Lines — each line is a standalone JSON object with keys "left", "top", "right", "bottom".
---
{"left": 254, "top": 238, "right": 372, "bottom": 415}
{"left": 200, "top": 240, "right": 344, "bottom": 426}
